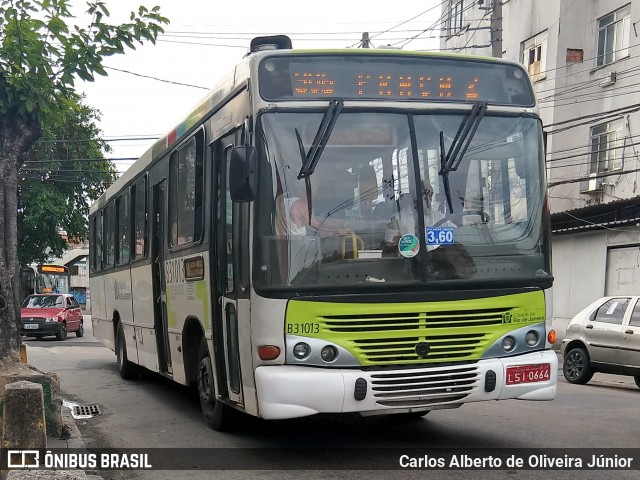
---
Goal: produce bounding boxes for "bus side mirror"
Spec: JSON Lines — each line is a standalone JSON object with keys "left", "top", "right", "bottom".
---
{"left": 229, "top": 146, "right": 257, "bottom": 202}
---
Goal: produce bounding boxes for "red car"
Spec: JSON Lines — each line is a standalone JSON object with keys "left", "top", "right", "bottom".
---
{"left": 20, "top": 293, "right": 84, "bottom": 340}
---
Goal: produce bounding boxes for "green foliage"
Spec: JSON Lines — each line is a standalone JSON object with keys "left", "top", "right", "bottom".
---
{"left": 0, "top": 0, "right": 168, "bottom": 264}
{"left": 18, "top": 93, "right": 116, "bottom": 264}
{"left": 0, "top": 0, "right": 169, "bottom": 124}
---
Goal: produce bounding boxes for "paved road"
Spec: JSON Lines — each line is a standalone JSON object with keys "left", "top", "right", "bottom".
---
{"left": 23, "top": 317, "right": 640, "bottom": 480}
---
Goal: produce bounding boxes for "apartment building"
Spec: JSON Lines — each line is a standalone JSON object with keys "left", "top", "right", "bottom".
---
{"left": 441, "top": 0, "right": 640, "bottom": 329}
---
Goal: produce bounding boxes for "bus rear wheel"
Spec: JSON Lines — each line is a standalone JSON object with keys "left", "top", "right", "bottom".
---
{"left": 197, "top": 338, "right": 233, "bottom": 431}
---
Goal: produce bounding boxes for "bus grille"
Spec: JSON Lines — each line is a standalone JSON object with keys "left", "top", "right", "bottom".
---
{"left": 370, "top": 365, "right": 479, "bottom": 407}
{"left": 323, "top": 308, "right": 506, "bottom": 332}
{"left": 320, "top": 307, "right": 507, "bottom": 365}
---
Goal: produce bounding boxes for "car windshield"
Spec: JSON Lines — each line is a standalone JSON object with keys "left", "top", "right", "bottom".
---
{"left": 22, "top": 295, "right": 64, "bottom": 308}
{"left": 254, "top": 111, "right": 547, "bottom": 291}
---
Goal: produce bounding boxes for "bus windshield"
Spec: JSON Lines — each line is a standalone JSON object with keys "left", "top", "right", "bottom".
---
{"left": 255, "top": 111, "right": 547, "bottom": 290}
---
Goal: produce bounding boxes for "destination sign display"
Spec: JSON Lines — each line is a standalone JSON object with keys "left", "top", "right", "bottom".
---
{"left": 39, "top": 264, "right": 67, "bottom": 274}
{"left": 259, "top": 55, "right": 535, "bottom": 106}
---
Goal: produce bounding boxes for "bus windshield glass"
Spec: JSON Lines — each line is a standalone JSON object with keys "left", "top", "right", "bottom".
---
{"left": 255, "top": 111, "right": 547, "bottom": 290}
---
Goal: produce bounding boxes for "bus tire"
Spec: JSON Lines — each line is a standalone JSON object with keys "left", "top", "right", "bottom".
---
{"left": 116, "top": 323, "right": 136, "bottom": 380}
{"left": 197, "top": 337, "right": 233, "bottom": 431}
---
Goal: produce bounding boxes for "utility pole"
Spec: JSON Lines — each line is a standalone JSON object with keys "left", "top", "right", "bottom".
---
{"left": 490, "top": 1, "right": 503, "bottom": 58}
{"left": 360, "top": 32, "right": 371, "bottom": 48}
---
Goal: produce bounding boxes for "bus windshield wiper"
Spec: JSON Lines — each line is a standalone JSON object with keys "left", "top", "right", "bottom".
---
{"left": 439, "top": 102, "right": 487, "bottom": 214}
{"left": 295, "top": 99, "right": 344, "bottom": 220}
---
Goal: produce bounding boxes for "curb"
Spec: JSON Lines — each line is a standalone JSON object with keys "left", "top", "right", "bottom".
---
{"left": 5, "top": 405, "right": 105, "bottom": 480}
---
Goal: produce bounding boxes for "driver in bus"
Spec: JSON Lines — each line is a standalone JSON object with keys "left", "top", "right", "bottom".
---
{"left": 275, "top": 179, "right": 347, "bottom": 237}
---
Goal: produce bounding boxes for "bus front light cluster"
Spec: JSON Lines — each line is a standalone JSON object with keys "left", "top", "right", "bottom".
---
{"left": 481, "top": 323, "right": 548, "bottom": 359}
{"left": 285, "top": 335, "right": 360, "bottom": 367}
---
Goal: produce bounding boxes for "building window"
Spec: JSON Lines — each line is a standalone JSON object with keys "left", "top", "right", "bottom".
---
{"left": 597, "top": 4, "right": 630, "bottom": 67}
{"left": 590, "top": 119, "right": 625, "bottom": 174}
{"left": 449, "top": 0, "right": 464, "bottom": 36}
{"left": 522, "top": 31, "right": 547, "bottom": 82}
{"left": 566, "top": 48, "right": 584, "bottom": 63}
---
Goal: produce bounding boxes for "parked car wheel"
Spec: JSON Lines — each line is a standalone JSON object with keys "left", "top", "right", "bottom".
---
{"left": 563, "top": 347, "right": 594, "bottom": 384}
{"left": 634, "top": 376, "right": 640, "bottom": 390}
{"left": 76, "top": 322, "right": 84, "bottom": 338}
{"left": 55, "top": 323, "right": 67, "bottom": 341}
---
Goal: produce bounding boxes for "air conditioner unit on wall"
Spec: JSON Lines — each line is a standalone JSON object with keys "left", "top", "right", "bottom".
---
{"left": 599, "top": 71, "right": 617, "bottom": 87}
{"left": 580, "top": 174, "right": 603, "bottom": 193}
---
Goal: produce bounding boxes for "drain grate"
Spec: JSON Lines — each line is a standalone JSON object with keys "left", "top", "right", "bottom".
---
{"left": 73, "top": 404, "right": 101, "bottom": 416}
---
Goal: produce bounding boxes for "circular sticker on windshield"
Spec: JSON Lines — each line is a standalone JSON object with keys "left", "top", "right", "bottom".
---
{"left": 398, "top": 234, "right": 420, "bottom": 258}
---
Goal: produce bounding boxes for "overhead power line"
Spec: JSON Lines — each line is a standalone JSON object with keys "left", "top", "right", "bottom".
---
{"left": 105, "top": 66, "right": 209, "bottom": 90}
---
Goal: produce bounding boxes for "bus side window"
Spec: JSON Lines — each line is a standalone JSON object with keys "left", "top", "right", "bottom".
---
{"left": 104, "top": 202, "right": 116, "bottom": 268}
{"left": 132, "top": 177, "right": 147, "bottom": 259}
{"left": 169, "top": 130, "right": 204, "bottom": 247}
{"left": 117, "top": 191, "right": 130, "bottom": 264}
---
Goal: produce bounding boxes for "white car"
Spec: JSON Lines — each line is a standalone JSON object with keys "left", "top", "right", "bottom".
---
{"left": 561, "top": 296, "right": 640, "bottom": 388}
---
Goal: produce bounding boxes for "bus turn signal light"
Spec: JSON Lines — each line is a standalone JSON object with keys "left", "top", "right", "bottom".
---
{"left": 258, "top": 345, "right": 281, "bottom": 360}
{"left": 548, "top": 330, "right": 556, "bottom": 344}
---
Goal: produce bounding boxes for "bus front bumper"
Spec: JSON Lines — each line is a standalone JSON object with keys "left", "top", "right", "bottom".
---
{"left": 255, "top": 349, "right": 557, "bottom": 420}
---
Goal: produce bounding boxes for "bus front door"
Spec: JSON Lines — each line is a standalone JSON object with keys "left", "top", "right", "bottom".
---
{"left": 213, "top": 137, "right": 243, "bottom": 407}
{"left": 152, "top": 179, "right": 172, "bottom": 375}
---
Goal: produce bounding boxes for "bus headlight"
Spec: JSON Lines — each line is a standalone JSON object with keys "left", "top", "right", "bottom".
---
{"left": 320, "top": 345, "right": 338, "bottom": 363}
{"left": 502, "top": 336, "right": 516, "bottom": 352}
{"left": 525, "top": 330, "right": 540, "bottom": 346}
{"left": 293, "top": 342, "right": 311, "bottom": 360}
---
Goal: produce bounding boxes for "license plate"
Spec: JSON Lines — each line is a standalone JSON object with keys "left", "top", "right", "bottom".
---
{"left": 506, "top": 363, "right": 550, "bottom": 385}
{"left": 23, "top": 323, "right": 39, "bottom": 330}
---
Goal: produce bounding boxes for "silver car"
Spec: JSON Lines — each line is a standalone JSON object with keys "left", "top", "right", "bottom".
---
{"left": 561, "top": 296, "right": 640, "bottom": 388}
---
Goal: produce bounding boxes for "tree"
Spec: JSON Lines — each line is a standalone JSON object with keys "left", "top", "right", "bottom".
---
{"left": 18, "top": 93, "right": 116, "bottom": 265}
{"left": 0, "top": 0, "right": 168, "bottom": 366}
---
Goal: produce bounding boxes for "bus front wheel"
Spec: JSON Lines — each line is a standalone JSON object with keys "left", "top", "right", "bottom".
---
{"left": 116, "top": 323, "right": 136, "bottom": 380}
{"left": 197, "top": 338, "right": 233, "bottom": 431}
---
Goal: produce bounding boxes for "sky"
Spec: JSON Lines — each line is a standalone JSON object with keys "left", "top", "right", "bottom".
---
{"left": 76, "top": 0, "right": 444, "bottom": 175}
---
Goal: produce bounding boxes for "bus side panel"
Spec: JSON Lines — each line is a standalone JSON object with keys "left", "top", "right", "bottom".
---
{"left": 164, "top": 251, "right": 212, "bottom": 386}
{"left": 131, "top": 263, "right": 158, "bottom": 371}
{"left": 89, "top": 274, "right": 114, "bottom": 350}
{"left": 105, "top": 267, "right": 137, "bottom": 364}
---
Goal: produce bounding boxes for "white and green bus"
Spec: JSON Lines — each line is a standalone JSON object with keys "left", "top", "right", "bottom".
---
{"left": 89, "top": 35, "right": 557, "bottom": 431}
